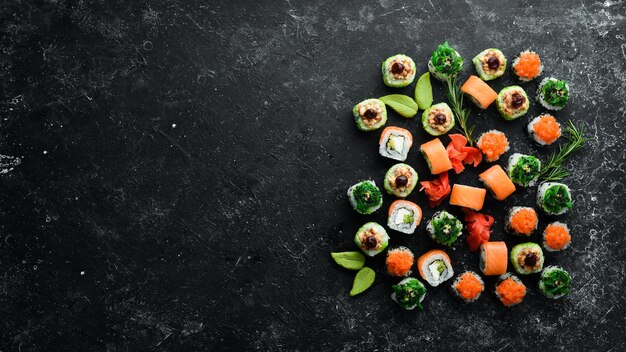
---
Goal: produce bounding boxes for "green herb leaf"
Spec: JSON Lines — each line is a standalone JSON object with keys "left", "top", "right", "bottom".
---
{"left": 331, "top": 251, "right": 365, "bottom": 270}
{"left": 539, "top": 121, "right": 590, "bottom": 181}
{"left": 445, "top": 76, "right": 475, "bottom": 145}
{"left": 350, "top": 267, "right": 376, "bottom": 296}
{"left": 414, "top": 72, "right": 433, "bottom": 110}
{"left": 379, "top": 94, "right": 418, "bottom": 118}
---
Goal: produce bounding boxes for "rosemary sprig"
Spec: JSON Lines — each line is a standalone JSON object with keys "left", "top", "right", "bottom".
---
{"left": 538, "top": 121, "right": 590, "bottom": 181}
{"left": 445, "top": 76, "right": 475, "bottom": 145}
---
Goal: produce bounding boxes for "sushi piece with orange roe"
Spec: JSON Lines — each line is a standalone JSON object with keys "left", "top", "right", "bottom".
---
{"left": 528, "top": 114, "right": 562, "bottom": 146}
{"left": 451, "top": 271, "right": 484, "bottom": 303}
{"left": 385, "top": 247, "right": 415, "bottom": 277}
{"left": 505, "top": 207, "right": 538, "bottom": 236}
{"left": 511, "top": 50, "right": 543, "bottom": 82}
{"left": 495, "top": 273, "right": 527, "bottom": 307}
{"left": 476, "top": 130, "right": 510, "bottom": 162}
{"left": 543, "top": 222, "right": 571, "bottom": 251}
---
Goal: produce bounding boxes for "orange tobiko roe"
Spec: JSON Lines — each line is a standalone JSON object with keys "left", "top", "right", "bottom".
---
{"left": 478, "top": 132, "right": 509, "bottom": 162}
{"left": 514, "top": 52, "right": 542, "bottom": 79}
{"left": 545, "top": 224, "right": 571, "bottom": 250}
{"left": 455, "top": 273, "right": 484, "bottom": 300}
{"left": 533, "top": 115, "right": 561, "bottom": 145}
{"left": 510, "top": 209, "right": 538, "bottom": 235}
{"left": 496, "top": 278, "right": 526, "bottom": 306}
{"left": 386, "top": 250, "right": 414, "bottom": 276}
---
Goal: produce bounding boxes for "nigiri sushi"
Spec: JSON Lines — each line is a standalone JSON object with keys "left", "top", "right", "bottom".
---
{"left": 479, "top": 241, "right": 508, "bottom": 276}
{"left": 479, "top": 165, "right": 516, "bottom": 201}
{"left": 449, "top": 184, "right": 486, "bottom": 211}
{"left": 420, "top": 138, "right": 453, "bottom": 175}
{"left": 461, "top": 75, "right": 498, "bottom": 109}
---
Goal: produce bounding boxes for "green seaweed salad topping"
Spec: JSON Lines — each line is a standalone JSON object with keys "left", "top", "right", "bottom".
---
{"left": 353, "top": 182, "right": 382, "bottom": 213}
{"left": 541, "top": 269, "right": 571, "bottom": 297}
{"left": 542, "top": 185, "right": 572, "bottom": 213}
{"left": 510, "top": 156, "right": 541, "bottom": 186}
{"left": 541, "top": 79, "right": 569, "bottom": 107}
{"left": 431, "top": 213, "right": 462, "bottom": 246}
{"left": 392, "top": 279, "right": 426, "bottom": 310}
{"left": 431, "top": 42, "right": 463, "bottom": 75}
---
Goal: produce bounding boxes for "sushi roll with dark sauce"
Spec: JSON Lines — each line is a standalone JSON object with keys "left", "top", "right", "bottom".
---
{"left": 353, "top": 99, "right": 387, "bottom": 131}
{"left": 354, "top": 222, "right": 389, "bottom": 257}
{"left": 384, "top": 163, "right": 418, "bottom": 198}
{"left": 382, "top": 54, "right": 416, "bottom": 88}
{"left": 496, "top": 86, "right": 529, "bottom": 120}
{"left": 472, "top": 48, "right": 506, "bottom": 81}
{"left": 510, "top": 242, "right": 544, "bottom": 275}
{"left": 421, "top": 103, "right": 455, "bottom": 136}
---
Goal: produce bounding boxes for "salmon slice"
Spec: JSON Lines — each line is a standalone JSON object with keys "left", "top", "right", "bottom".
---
{"left": 417, "top": 249, "right": 450, "bottom": 279}
{"left": 450, "top": 184, "right": 486, "bottom": 211}
{"left": 479, "top": 165, "right": 516, "bottom": 201}
{"left": 461, "top": 75, "right": 498, "bottom": 109}
{"left": 379, "top": 126, "right": 413, "bottom": 144}
{"left": 480, "top": 241, "right": 508, "bottom": 276}
{"left": 420, "top": 138, "right": 453, "bottom": 175}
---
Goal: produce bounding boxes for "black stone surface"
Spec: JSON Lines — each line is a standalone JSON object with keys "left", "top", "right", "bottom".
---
{"left": 1, "top": 0, "right": 625, "bottom": 351}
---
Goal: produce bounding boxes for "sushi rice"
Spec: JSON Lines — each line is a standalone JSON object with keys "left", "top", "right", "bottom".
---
{"left": 495, "top": 273, "right": 527, "bottom": 307}
{"left": 385, "top": 247, "right": 415, "bottom": 277}
{"left": 543, "top": 222, "right": 571, "bottom": 252}
{"left": 505, "top": 206, "right": 538, "bottom": 236}
{"left": 417, "top": 249, "right": 454, "bottom": 287}
{"left": 450, "top": 271, "right": 485, "bottom": 303}
{"left": 511, "top": 50, "right": 543, "bottom": 82}
{"left": 426, "top": 211, "right": 463, "bottom": 246}
{"left": 527, "top": 114, "right": 562, "bottom": 146}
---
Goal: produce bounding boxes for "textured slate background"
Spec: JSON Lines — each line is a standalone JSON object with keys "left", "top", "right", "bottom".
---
{"left": 1, "top": 0, "right": 625, "bottom": 351}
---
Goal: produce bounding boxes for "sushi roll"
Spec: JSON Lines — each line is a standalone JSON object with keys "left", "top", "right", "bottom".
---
{"left": 495, "top": 273, "right": 527, "bottom": 307}
{"left": 384, "top": 164, "right": 418, "bottom": 198}
{"left": 505, "top": 207, "right": 538, "bottom": 237}
{"left": 347, "top": 180, "right": 383, "bottom": 215}
{"left": 420, "top": 138, "right": 453, "bottom": 175}
{"left": 461, "top": 75, "right": 498, "bottom": 109}
{"left": 472, "top": 48, "right": 506, "bottom": 81}
{"left": 496, "top": 86, "right": 530, "bottom": 120}
{"left": 354, "top": 222, "right": 389, "bottom": 257}
{"left": 479, "top": 165, "right": 516, "bottom": 201}
{"left": 511, "top": 50, "right": 543, "bottom": 82}
{"left": 379, "top": 126, "right": 413, "bottom": 161}
{"left": 426, "top": 211, "right": 463, "bottom": 246}
{"left": 527, "top": 114, "right": 562, "bottom": 146}
{"left": 479, "top": 241, "right": 508, "bottom": 276}
{"left": 537, "top": 77, "right": 570, "bottom": 110}
{"left": 391, "top": 277, "right": 427, "bottom": 310}
{"left": 353, "top": 98, "right": 387, "bottom": 131}
{"left": 450, "top": 271, "right": 484, "bottom": 303}
{"left": 537, "top": 182, "right": 573, "bottom": 215}
{"left": 382, "top": 54, "right": 416, "bottom": 88}
{"left": 476, "top": 130, "right": 509, "bottom": 162}
{"left": 417, "top": 249, "right": 454, "bottom": 287}
{"left": 449, "top": 184, "right": 486, "bottom": 211}
{"left": 510, "top": 242, "right": 544, "bottom": 275}
{"left": 387, "top": 200, "right": 422, "bottom": 234}
{"left": 385, "top": 247, "right": 415, "bottom": 277}
{"left": 428, "top": 41, "right": 464, "bottom": 81}
{"left": 538, "top": 266, "right": 572, "bottom": 299}
{"left": 507, "top": 153, "right": 541, "bottom": 187}
{"left": 543, "top": 222, "right": 571, "bottom": 252}
{"left": 421, "top": 103, "right": 455, "bottom": 136}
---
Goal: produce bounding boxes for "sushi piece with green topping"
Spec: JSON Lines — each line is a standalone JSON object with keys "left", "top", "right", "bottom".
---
{"left": 382, "top": 54, "right": 417, "bottom": 88}
{"left": 384, "top": 163, "right": 418, "bottom": 198}
{"left": 496, "top": 86, "right": 529, "bottom": 120}
{"left": 510, "top": 242, "right": 544, "bottom": 275}
{"left": 472, "top": 48, "right": 506, "bottom": 81}
{"left": 428, "top": 42, "right": 464, "bottom": 81}
{"left": 426, "top": 211, "right": 463, "bottom": 246}
{"left": 539, "top": 266, "right": 572, "bottom": 299}
{"left": 537, "top": 77, "right": 570, "bottom": 110}
{"left": 353, "top": 99, "right": 387, "bottom": 131}
{"left": 537, "top": 182, "right": 573, "bottom": 215}
{"left": 347, "top": 180, "right": 383, "bottom": 215}
{"left": 507, "top": 153, "right": 541, "bottom": 187}
{"left": 391, "top": 277, "right": 427, "bottom": 310}
{"left": 354, "top": 222, "right": 389, "bottom": 257}
{"left": 421, "top": 102, "right": 455, "bottom": 136}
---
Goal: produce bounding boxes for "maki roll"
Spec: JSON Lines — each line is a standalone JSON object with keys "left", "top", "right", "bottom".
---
{"left": 479, "top": 165, "right": 516, "bottom": 201}
{"left": 507, "top": 153, "right": 541, "bottom": 187}
{"left": 495, "top": 273, "right": 527, "bottom": 307}
{"left": 511, "top": 50, "right": 543, "bottom": 82}
{"left": 539, "top": 266, "right": 572, "bottom": 299}
{"left": 391, "top": 277, "right": 427, "bottom": 310}
{"left": 428, "top": 41, "right": 464, "bottom": 81}
{"left": 537, "top": 77, "right": 570, "bottom": 110}
{"left": 353, "top": 99, "right": 387, "bottom": 131}
{"left": 387, "top": 200, "right": 422, "bottom": 234}
{"left": 382, "top": 54, "right": 416, "bottom": 88}
{"left": 461, "top": 75, "right": 498, "bottom": 109}
{"left": 420, "top": 138, "right": 453, "bottom": 175}
{"left": 417, "top": 249, "right": 454, "bottom": 287}
{"left": 451, "top": 271, "right": 484, "bottom": 303}
{"left": 528, "top": 114, "right": 561, "bottom": 146}
{"left": 354, "top": 222, "right": 389, "bottom": 257}
{"left": 479, "top": 241, "right": 508, "bottom": 276}
{"left": 496, "top": 86, "right": 529, "bottom": 120}
{"left": 385, "top": 247, "right": 414, "bottom": 277}
{"left": 476, "top": 130, "right": 509, "bottom": 162}
{"left": 426, "top": 211, "right": 463, "bottom": 246}
{"left": 347, "top": 180, "right": 383, "bottom": 214}
{"left": 543, "top": 222, "right": 571, "bottom": 252}
{"left": 449, "top": 184, "right": 486, "bottom": 211}
{"left": 379, "top": 126, "right": 413, "bottom": 161}
{"left": 421, "top": 103, "right": 455, "bottom": 136}
{"left": 472, "top": 48, "right": 506, "bottom": 81}
{"left": 537, "top": 182, "right": 572, "bottom": 215}
{"left": 510, "top": 242, "right": 544, "bottom": 275}
{"left": 505, "top": 207, "right": 538, "bottom": 236}
{"left": 384, "top": 164, "right": 418, "bottom": 198}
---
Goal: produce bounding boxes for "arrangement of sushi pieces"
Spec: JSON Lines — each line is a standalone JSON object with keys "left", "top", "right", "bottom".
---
{"left": 382, "top": 54, "right": 416, "bottom": 88}
{"left": 391, "top": 277, "right": 427, "bottom": 310}
{"left": 347, "top": 180, "right": 383, "bottom": 215}
{"left": 507, "top": 153, "right": 541, "bottom": 187}
{"left": 417, "top": 249, "right": 454, "bottom": 287}
{"left": 420, "top": 138, "right": 453, "bottom": 175}
{"left": 510, "top": 242, "right": 545, "bottom": 275}
{"left": 543, "top": 222, "right": 571, "bottom": 252}
{"left": 384, "top": 163, "right": 418, "bottom": 197}
{"left": 495, "top": 273, "right": 527, "bottom": 307}
{"left": 511, "top": 50, "right": 543, "bottom": 82}
{"left": 538, "top": 266, "right": 572, "bottom": 299}
{"left": 479, "top": 241, "right": 508, "bottom": 276}
{"left": 476, "top": 130, "right": 509, "bottom": 162}
{"left": 449, "top": 184, "right": 486, "bottom": 211}
{"left": 428, "top": 41, "right": 463, "bottom": 81}
{"left": 379, "top": 126, "right": 413, "bottom": 161}
{"left": 450, "top": 271, "right": 485, "bottom": 303}
{"left": 496, "top": 86, "right": 530, "bottom": 120}
{"left": 354, "top": 222, "right": 389, "bottom": 257}
{"left": 537, "top": 77, "right": 569, "bottom": 110}
{"left": 472, "top": 48, "right": 506, "bottom": 81}
{"left": 421, "top": 102, "right": 455, "bottom": 136}
{"left": 353, "top": 98, "right": 387, "bottom": 131}
{"left": 385, "top": 247, "right": 414, "bottom": 277}
{"left": 527, "top": 114, "right": 562, "bottom": 146}
{"left": 461, "top": 75, "right": 498, "bottom": 109}
{"left": 505, "top": 207, "right": 538, "bottom": 236}
{"left": 387, "top": 200, "right": 422, "bottom": 234}
{"left": 537, "top": 182, "right": 573, "bottom": 215}
{"left": 479, "top": 165, "right": 516, "bottom": 201}
{"left": 426, "top": 211, "right": 463, "bottom": 246}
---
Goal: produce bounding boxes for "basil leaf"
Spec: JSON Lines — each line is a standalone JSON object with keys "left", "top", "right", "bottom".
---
{"left": 331, "top": 251, "right": 365, "bottom": 270}
{"left": 414, "top": 72, "right": 433, "bottom": 110}
{"left": 350, "top": 267, "right": 375, "bottom": 296}
{"left": 379, "top": 94, "right": 418, "bottom": 118}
